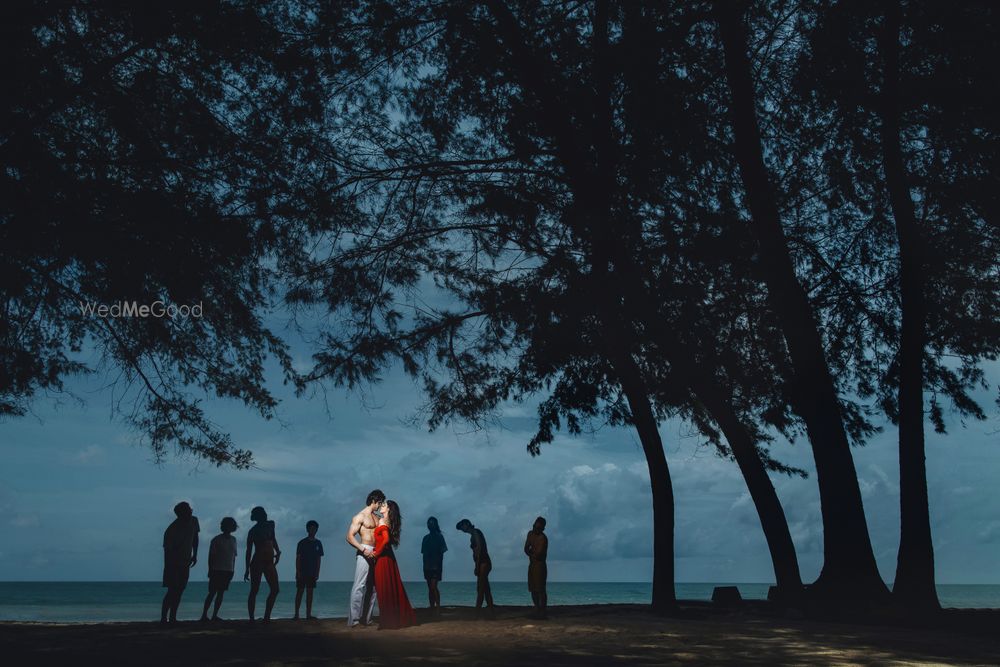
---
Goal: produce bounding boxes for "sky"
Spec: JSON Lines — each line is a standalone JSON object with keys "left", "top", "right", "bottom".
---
{"left": 1, "top": 333, "right": 998, "bottom": 585}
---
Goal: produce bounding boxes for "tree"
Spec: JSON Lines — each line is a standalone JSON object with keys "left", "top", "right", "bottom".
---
{"left": 289, "top": 0, "right": 807, "bottom": 608}
{"left": 793, "top": 0, "right": 1000, "bottom": 609}
{"left": 712, "top": 0, "right": 890, "bottom": 602}
{"left": 1, "top": 1, "right": 342, "bottom": 465}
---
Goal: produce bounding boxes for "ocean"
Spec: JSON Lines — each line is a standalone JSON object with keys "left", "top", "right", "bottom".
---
{"left": 0, "top": 582, "right": 997, "bottom": 622}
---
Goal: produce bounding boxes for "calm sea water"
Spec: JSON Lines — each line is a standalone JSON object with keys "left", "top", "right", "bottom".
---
{"left": 0, "top": 582, "right": 996, "bottom": 622}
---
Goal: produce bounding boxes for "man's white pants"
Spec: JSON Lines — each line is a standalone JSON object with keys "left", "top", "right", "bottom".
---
{"left": 348, "top": 547, "right": 377, "bottom": 626}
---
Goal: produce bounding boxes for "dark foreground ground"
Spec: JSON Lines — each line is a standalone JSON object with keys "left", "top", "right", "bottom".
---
{"left": 3, "top": 603, "right": 999, "bottom": 666}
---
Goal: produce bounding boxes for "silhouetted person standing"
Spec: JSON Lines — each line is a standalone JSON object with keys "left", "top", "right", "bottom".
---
{"left": 524, "top": 516, "right": 548, "bottom": 619}
{"left": 201, "top": 517, "right": 238, "bottom": 621}
{"left": 245, "top": 506, "right": 281, "bottom": 623}
{"left": 161, "top": 501, "right": 199, "bottom": 624}
{"left": 294, "top": 520, "right": 324, "bottom": 620}
{"left": 456, "top": 518, "right": 494, "bottom": 615}
{"left": 421, "top": 516, "right": 447, "bottom": 614}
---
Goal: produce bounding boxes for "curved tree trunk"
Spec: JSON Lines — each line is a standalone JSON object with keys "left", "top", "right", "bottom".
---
{"left": 607, "top": 346, "right": 677, "bottom": 612}
{"left": 641, "top": 318, "right": 804, "bottom": 601}
{"left": 691, "top": 377, "right": 803, "bottom": 601}
{"left": 714, "top": 2, "right": 889, "bottom": 603}
{"left": 877, "top": 2, "right": 940, "bottom": 611}
{"left": 485, "top": 0, "right": 679, "bottom": 611}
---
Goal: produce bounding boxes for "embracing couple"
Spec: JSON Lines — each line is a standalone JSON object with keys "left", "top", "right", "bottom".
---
{"left": 345, "top": 489, "right": 416, "bottom": 629}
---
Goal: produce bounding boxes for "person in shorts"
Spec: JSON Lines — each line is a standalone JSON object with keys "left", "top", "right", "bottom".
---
{"left": 201, "top": 517, "right": 238, "bottom": 621}
{"left": 245, "top": 506, "right": 281, "bottom": 622}
{"left": 295, "top": 520, "right": 324, "bottom": 620}
{"left": 421, "top": 516, "right": 447, "bottom": 614}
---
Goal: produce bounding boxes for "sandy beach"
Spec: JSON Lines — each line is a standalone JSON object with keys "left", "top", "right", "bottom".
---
{"left": 3, "top": 603, "right": 999, "bottom": 666}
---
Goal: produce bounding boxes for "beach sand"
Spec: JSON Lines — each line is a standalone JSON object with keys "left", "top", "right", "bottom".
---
{"left": 3, "top": 603, "right": 998, "bottom": 666}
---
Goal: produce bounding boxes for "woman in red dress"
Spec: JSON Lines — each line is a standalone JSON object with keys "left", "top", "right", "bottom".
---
{"left": 369, "top": 500, "right": 417, "bottom": 629}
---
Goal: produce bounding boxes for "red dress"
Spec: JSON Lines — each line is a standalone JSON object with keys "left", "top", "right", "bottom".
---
{"left": 371, "top": 524, "right": 417, "bottom": 629}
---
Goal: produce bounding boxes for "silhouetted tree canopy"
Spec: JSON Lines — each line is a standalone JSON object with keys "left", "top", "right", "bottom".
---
{"left": 285, "top": 0, "right": 997, "bottom": 604}
{"left": 3, "top": 0, "right": 998, "bottom": 609}
{"left": 286, "top": 0, "right": 816, "bottom": 607}
{"left": 790, "top": 0, "right": 1000, "bottom": 430}
{"left": 1, "top": 0, "right": 345, "bottom": 465}
{"left": 288, "top": 1, "right": 804, "bottom": 466}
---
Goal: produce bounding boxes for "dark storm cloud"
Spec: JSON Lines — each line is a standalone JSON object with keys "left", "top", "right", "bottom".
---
{"left": 543, "top": 462, "right": 652, "bottom": 562}
{"left": 398, "top": 450, "right": 440, "bottom": 470}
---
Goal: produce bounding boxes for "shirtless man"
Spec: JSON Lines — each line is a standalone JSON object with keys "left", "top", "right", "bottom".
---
{"left": 345, "top": 489, "right": 385, "bottom": 626}
{"left": 456, "top": 518, "right": 495, "bottom": 616}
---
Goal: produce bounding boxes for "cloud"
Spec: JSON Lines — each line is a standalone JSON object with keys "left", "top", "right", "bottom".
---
{"left": 291, "top": 356, "right": 314, "bottom": 375}
{"left": 398, "top": 450, "right": 440, "bottom": 470}
{"left": 859, "top": 463, "right": 899, "bottom": 498}
{"left": 0, "top": 487, "right": 15, "bottom": 514}
{"left": 459, "top": 465, "right": 514, "bottom": 497}
{"left": 977, "top": 521, "right": 1000, "bottom": 544}
{"left": 1, "top": 488, "right": 40, "bottom": 529}
{"left": 11, "top": 514, "right": 40, "bottom": 528}
{"left": 71, "top": 444, "right": 105, "bottom": 464}
{"left": 543, "top": 461, "right": 652, "bottom": 562}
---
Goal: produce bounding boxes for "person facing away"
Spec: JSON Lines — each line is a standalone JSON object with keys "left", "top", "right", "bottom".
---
{"left": 421, "top": 516, "right": 448, "bottom": 614}
{"left": 244, "top": 506, "right": 281, "bottom": 623}
{"left": 201, "top": 517, "right": 238, "bottom": 621}
{"left": 524, "top": 516, "right": 548, "bottom": 619}
{"left": 345, "top": 488, "right": 385, "bottom": 627}
{"left": 161, "top": 501, "right": 199, "bottom": 624}
{"left": 295, "top": 520, "right": 324, "bottom": 620}
{"left": 368, "top": 500, "right": 417, "bottom": 629}
{"left": 456, "top": 518, "right": 494, "bottom": 615}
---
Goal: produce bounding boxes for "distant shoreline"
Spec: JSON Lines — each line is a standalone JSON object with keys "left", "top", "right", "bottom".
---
{"left": 4, "top": 582, "right": 999, "bottom": 624}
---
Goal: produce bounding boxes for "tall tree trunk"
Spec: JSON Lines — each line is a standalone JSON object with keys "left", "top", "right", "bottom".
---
{"left": 486, "top": 1, "right": 678, "bottom": 611}
{"left": 594, "top": 0, "right": 675, "bottom": 613}
{"left": 877, "top": 2, "right": 939, "bottom": 610}
{"left": 690, "top": 376, "right": 803, "bottom": 600}
{"left": 607, "top": 345, "right": 677, "bottom": 612}
{"left": 714, "top": 2, "right": 888, "bottom": 603}
{"left": 641, "top": 315, "right": 804, "bottom": 600}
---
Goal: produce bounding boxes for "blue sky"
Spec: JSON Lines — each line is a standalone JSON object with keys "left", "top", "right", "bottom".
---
{"left": 1, "top": 337, "right": 998, "bottom": 584}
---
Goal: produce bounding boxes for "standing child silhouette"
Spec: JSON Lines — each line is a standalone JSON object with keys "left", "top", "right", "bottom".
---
{"left": 201, "top": 517, "right": 238, "bottom": 621}
{"left": 295, "top": 520, "right": 324, "bottom": 620}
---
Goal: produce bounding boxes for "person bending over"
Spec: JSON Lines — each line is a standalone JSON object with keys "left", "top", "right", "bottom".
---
{"left": 456, "top": 518, "right": 494, "bottom": 616}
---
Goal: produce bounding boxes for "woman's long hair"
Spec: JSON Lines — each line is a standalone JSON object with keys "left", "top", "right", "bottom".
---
{"left": 386, "top": 500, "right": 402, "bottom": 547}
